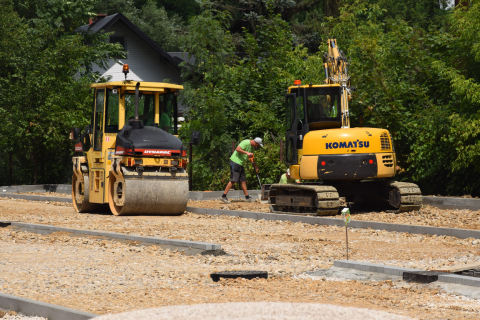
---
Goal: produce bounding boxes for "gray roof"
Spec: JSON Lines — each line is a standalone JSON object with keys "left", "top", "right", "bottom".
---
{"left": 167, "top": 52, "right": 195, "bottom": 65}
{"left": 78, "top": 13, "right": 181, "bottom": 71}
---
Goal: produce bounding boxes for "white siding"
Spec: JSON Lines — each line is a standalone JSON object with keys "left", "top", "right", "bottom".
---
{"left": 90, "top": 21, "right": 183, "bottom": 85}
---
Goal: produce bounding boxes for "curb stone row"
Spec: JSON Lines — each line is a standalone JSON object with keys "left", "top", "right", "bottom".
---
{"left": 334, "top": 260, "right": 480, "bottom": 287}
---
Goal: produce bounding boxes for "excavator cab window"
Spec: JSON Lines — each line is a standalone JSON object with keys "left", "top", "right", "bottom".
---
{"left": 105, "top": 88, "right": 119, "bottom": 133}
{"left": 296, "top": 94, "right": 305, "bottom": 129}
{"left": 285, "top": 95, "right": 295, "bottom": 130}
{"left": 305, "top": 87, "right": 341, "bottom": 124}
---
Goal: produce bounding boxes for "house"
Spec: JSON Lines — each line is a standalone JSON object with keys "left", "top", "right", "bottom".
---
{"left": 78, "top": 13, "right": 183, "bottom": 85}
{"left": 79, "top": 13, "right": 188, "bottom": 120}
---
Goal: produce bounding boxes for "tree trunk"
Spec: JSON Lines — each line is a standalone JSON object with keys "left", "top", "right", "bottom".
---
{"left": 30, "top": 151, "right": 37, "bottom": 184}
{"left": 9, "top": 153, "right": 13, "bottom": 185}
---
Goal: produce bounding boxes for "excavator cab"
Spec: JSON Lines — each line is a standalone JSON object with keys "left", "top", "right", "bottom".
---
{"left": 269, "top": 39, "right": 422, "bottom": 216}
{"left": 284, "top": 83, "right": 344, "bottom": 165}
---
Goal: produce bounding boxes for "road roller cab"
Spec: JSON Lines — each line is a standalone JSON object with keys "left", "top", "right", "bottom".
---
{"left": 71, "top": 79, "right": 189, "bottom": 216}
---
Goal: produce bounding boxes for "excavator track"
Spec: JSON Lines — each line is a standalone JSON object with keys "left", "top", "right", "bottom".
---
{"left": 268, "top": 184, "right": 340, "bottom": 216}
{"left": 374, "top": 181, "right": 423, "bottom": 213}
{"left": 268, "top": 181, "right": 422, "bottom": 216}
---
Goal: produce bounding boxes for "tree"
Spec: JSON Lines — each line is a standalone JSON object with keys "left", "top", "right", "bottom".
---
{"left": 0, "top": 0, "right": 122, "bottom": 185}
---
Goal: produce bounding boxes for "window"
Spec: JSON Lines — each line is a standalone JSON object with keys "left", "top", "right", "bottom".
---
{"left": 105, "top": 89, "right": 119, "bottom": 133}
{"left": 285, "top": 95, "right": 295, "bottom": 131}
{"left": 160, "top": 93, "right": 175, "bottom": 134}
{"left": 94, "top": 89, "right": 105, "bottom": 151}
{"left": 125, "top": 93, "right": 155, "bottom": 126}
{"left": 110, "top": 36, "right": 126, "bottom": 58}
{"left": 305, "top": 87, "right": 341, "bottom": 123}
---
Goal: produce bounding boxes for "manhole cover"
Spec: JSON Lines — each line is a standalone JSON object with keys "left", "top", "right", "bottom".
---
{"left": 210, "top": 270, "right": 268, "bottom": 282}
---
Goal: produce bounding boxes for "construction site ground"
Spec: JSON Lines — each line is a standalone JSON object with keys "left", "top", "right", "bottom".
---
{"left": 0, "top": 197, "right": 479, "bottom": 319}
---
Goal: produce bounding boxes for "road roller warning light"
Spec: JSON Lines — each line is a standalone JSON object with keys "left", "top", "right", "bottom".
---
{"left": 71, "top": 80, "right": 188, "bottom": 216}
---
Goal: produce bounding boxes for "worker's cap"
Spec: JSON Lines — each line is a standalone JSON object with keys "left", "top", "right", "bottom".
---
{"left": 254, "top": 137, "right": 263, "bottom": 147}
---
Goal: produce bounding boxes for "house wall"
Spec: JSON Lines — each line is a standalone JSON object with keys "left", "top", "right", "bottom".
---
{"left": 91, "top": 21, "right": 182, "bottom": 85}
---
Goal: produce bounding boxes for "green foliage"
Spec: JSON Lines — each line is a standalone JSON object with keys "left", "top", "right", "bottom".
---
{"left": 126, "top": 0, "right": 186, "bottom": 51}
{"left": 0, "top": 0, "right": 121, "bottom": 185}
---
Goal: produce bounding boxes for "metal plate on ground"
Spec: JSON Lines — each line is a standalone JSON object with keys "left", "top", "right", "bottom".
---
{"left": 210, "top": 270, "right": 268, "bottom": 282}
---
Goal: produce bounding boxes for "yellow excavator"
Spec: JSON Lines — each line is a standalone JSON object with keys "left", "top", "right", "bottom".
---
{"left": 70, "top": 67, "right": 188, "bottom": 215}
{"left": 268, "top": 39, "right": 422, "bottom": 215}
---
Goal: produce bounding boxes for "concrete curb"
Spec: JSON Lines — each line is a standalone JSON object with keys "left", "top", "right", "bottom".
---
{"left": 2, "top": 185, "right": 480, "bottom": 211}
{"left": 186, "top": 206, "right": 480, "bottom": 240}
{"left": 0, "top": 292, "right": 97, "bottom": 320}
{"left": 0, "top": 184, "right": 71, "bottom": 195}
{"left": 189, "top": 190, "right": 261, "bottom": 200}
{"left": 423, "top": 196, "right": 480, "bottom": 211}
{"left": 334, "top": 260, "right": 421, "bottom": 276}
{"left": 0, "top": 191, "right": 264, "bottom": 203}
{"left": 4, "top": 221, "right": 221, "bottom": 251}
{"left": 437, "top": 274, "right": 480, "bottom": 287}
{"left": 0, "top": 193, "right": 71, "bottom": 203}
{"left": 334, "top": 260, "right": 480, "bottom": 287}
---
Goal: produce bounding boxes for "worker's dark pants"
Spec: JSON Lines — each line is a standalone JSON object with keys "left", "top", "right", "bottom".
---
{"left": 230, "top": 161, "right": 246, "bottom": 183}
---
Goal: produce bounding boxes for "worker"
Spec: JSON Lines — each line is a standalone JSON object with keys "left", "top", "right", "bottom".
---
{"left": 221, "top": 137, "right": 263, "bottom": 203}
{"left": 279, "top": 169, "right": 300, "bottom": 184}
{"left": 159, "top": 101, "right": 171, "bottom": 132}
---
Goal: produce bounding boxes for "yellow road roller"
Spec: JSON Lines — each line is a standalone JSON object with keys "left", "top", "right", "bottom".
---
{"left": 70, "top": 77, "right": 188, "bottom": 215}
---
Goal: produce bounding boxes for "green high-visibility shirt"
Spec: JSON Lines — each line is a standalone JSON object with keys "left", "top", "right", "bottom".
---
{"left": 160, "top": 113, "right": 171, "bottom": 130}
{"left": 230, "top": 139, "right": 254, "bottom": 166}
{"left": 279, "top": 173, "right": 299, "bottom": 184}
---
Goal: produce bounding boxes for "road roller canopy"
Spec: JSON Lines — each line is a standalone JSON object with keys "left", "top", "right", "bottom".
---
{"left": 90, "top": 81, "right": 183, "bottom": 135}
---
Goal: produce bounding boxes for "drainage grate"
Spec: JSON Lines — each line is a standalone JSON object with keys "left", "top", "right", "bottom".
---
{"left": 210, "top": 270, "right": 268, "bottom": 282}
{"left": 403, "top": 271, "right": 448, "bottom": 283}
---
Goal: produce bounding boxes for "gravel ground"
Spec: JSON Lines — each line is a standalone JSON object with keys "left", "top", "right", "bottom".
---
{"left": 0, "top": 197, "right": 479, "bottom": 319}
{"left": 7, "top": 192, "right": 71, "bottom": 198}
{"left": 0, "top": 309, "right": 46, "bottom": 319}
{"left": 190, "top": 199, "right": 480, "bottom": 231}
{"left": 91, "top": 302, "right": 414, "bottom": 320}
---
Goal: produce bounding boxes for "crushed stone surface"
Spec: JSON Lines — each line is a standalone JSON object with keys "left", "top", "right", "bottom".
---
{"left": 6, "top": 192, "right": 71, "bottom": 198}
{"left": 189, "top": 199, "right": 480, "bottom": 230}
{"left": 0, "top": 198, "right": 479, "bottom": 319}
{"left": 91, "top": 302, "right": 414, "bottom": 320}
{"left": 0, "top": 309, "right": 46, "bottom": 319}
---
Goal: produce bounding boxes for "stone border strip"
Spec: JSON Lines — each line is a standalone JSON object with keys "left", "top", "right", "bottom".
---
{"left": 423, "top": 196, "right": 480, "bottom": 211}
{"left": 2, "top": 186, "right": 480, "bottom": 211}
{"left": 0, "top": 193, "right": 71, "bottom": 203}
{"left": 437, "top": 274, "right": 480, "bottom": 287}
{"left": 0, "top": 184, "right": 71, "bottom": 195}
{"left": 1, "top": 221, "right": 221, "bottom": 251}
{"left": 186, "top": 206, "right": 480, "bottom": 240}
{"left": 0, "top": 190, "right": 263, "bottom": 203}
{"left": 334, "top": 260, "right": 421, "bottom": 276}
{"left": 334, "top": 260, "right": 480, "bottom": 287}
{"left": 189, "top": 190, "right": 261, "bottom": 201}
{"left": 0, "top": 292, "right": 97, "bottom": 320}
